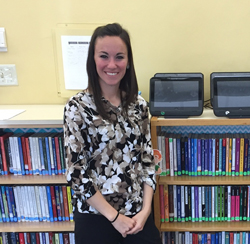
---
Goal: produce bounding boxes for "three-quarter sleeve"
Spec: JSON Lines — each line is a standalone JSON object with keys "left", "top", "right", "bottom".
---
{"left": 64, "top": 100, "right": 97, "bottom": 204}
{"left": 140, "top": 100, "right": 157, "bottom": 191}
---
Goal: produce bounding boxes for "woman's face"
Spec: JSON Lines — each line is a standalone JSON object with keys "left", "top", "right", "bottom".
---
{"left": 94, "top": 36, "right": 128, "bottom": 91}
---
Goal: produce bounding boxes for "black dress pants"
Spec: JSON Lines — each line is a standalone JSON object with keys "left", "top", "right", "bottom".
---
{"left": 74, "top": 209, "right": 162, "bottom": 244}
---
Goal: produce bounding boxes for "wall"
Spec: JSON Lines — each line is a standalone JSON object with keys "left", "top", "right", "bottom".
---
{"left": 1, "top": 0, "right": 250, "bottom": 105}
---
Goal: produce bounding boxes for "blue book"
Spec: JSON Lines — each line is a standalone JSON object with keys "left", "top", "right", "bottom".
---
{"left": 17, "top": 136, "right": 26, "bottom": 175}
{"left": 248, "top": 138, "right": 250, "bottom": 175}
{"left": 191, "top": 136, "right": 194, "bottom": 176}
{"left": 8, "top": 187, "right": 17, "bottom": 222}
{"left": 30, "top": 232, "right": 36, "bottom": 244}
{"left": 54, "top": 186, "right": 62, "bottom": 221}
{"left": 177, "top": 185, "right": 181, "bottom": 222}
{"left": 184, "top": 137, "right": 189, "bottom": 175}
{"left": 46, "top": 186, "right": 54, "bottom": 222}
{"left": 175, "top": 135, "right": 181, "bottom": 176}
{"left": 44, "top": 135, "right": 52, "bottom": 175}
{"left": 212, "top": 136, "right": 216, "bottom": 176}
{"left": 222, "top": 137, "right": 226, "bottom": 176}
{"left": 193, "top": 135, "right": 198, "bottom": 176}
{"left": 0, "top": 186, "right": 6, "bottom": 222}
{"left": 204, "top": 233, "right": 207, "bottom": 244}
{"left": 218, "top": 232, "right": 222, "bottom": 244}
{"left": 9, "top": 232, "right": 16, "bottom": 244}
{"left": 59, "top": 233, "right": 64, "bottom": 244}
{"left": 194, "top": 186, "right": 198, "bottom": 222}
{"left": 42, "top": 233, "right": 46, "bottom": 244}
{"left": 188, "top": 137, "right": 192, "bottom": 176}
{"left": 51, "top": 135, "right": 58, "bottom": 175}
{"left": 208, "top": 135, "right": 213, "bottom": 176}
{"left": 201, "top": 136, "right": 205, "bottom": 175}
{"left": 215, "top": 232, "right": 219, "bottom": 244}
{"left": 219, "top": 137, "right": 223, "bottom": 175}
{"left": 243, "top": 232, "right": 246, "bottom": 244}
{"left": 204, "top": 135, "right": 209, "bottom": 175}
{"left": 211, "top": 233, "right": 215, "bottom": 244}
{"left": 5, "top": 186, "right": 13, "bottom": 222}
{"left": 243, "top": 136, "right": 248, "bottom": 175}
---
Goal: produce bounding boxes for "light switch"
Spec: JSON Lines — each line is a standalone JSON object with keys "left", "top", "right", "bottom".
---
{"left": 0, "top": 28, "right": 7, "bottom": 52}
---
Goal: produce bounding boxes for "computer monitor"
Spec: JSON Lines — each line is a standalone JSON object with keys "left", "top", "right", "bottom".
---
{"left": 149, "top": 73, "right": 204, "bottom": 118}
{"left": 211, "top": 72, "right": 250, "bottom": 118}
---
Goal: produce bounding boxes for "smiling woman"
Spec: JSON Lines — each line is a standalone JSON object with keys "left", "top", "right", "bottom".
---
{"left": 64, "top": 23, "right": 162, "bottom": 244}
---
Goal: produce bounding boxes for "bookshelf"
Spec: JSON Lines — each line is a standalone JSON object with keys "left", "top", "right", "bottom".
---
{"left": 0, "top": 105, "right": 74, "bottom": 232}
{"left": 151, "top": 108, "right": 250, "bottom": 233}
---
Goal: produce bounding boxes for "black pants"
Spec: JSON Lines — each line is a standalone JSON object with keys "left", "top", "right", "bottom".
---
{"left": 74, "top": 210, "right": 162, "bottom": 244}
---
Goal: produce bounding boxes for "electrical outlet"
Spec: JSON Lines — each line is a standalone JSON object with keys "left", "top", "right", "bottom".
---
{"left": 0, "top": 64, "right": 18, "bottom": 86}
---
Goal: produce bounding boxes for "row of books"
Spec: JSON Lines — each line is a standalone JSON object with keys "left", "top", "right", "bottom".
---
{"left": 0, "top": 185, "right": 74, "bottom": 223}
{"left": 0, "top": 131, "right": 66, "bottom": 176}
{"left": 159, "top": 185, "right": 250, "bottom": 223}
{"left": 157, "top": 132, "right": 250, "bottom": 176}
{"left": 0, "top": 232, "right": 75, "bottom": 244}
{"left": 162, "top": 231, "right": 250, "bottom": 244}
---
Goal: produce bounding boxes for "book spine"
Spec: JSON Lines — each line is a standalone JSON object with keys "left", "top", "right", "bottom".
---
{"left": 54, "top": 135, "right": 62, "bottom": 175}
{"left": 59, "top": 185, "right": 65, "bottom": 221}
{"left": 42, "top": 185, "right": 50, "bottom": 221}
{"left": 52, "top": 137, "right": 58, "bottom": 175}
{"left": 6, "top": 186, "right": 14, "bottom": 222}
{"left": 159, "top": 185, "right": 164, "bottom": 223}
{"left": 0, "top": 186, "right": 6, "bottom": 222}
{"left": 55, "top": 185, "right": 62, "bottom": 221}
{"left": 215, "top": 137, "right": 219, "bottom": 176}
{"left": 227, "top": 185, "right": 231, "bottom": 222}
{"left": 239, "top": 137, "right": 245, "bottom": 176}
{"left": 8, "top": 186, "right": 17, "bottom": 222}
{"left": 1, "top": 186, "right": 10, "bottom": 222}
{"left": 30, "top": 186, "right": 39, "bottom": 222}
{"left": 58, "top": 135, "right": 66, "bottom": 174}
{"left": 235, "top": 186, "right": 240, "bottom": 221}
{"left": 34, "top": 185, "right": 43, "bottom": 222}
{"left": 188, "top": 136, "right": 192, "bottom": 176}
{"left": 208, "top": 137, "right": 212, "bottom": 176}
{"left": 16, "top": 186, "right": 25, "bottom": 222}
{"left": 25, "top": 186, "right": 33, "bottom": 221}
{"left": 181, "top": 137, "right": 186, "bottom": 175}
{"left": 46, "top": 185, "right": 54, "bottom": 222}
{"left": 24, "top": 136, "right": 32, "bottom": 175}
{"left": 48, "top": 136, "right": 55, "bottom": 175}
{"left": 201, "top": 186, "right": 205, "bottom": 222}
{"left": 173, "top": 138, "right": 177, "bottom": 176}
{"left": 168, "top": 185, "right": 174, "bottom": 222}
{"left": 226, "top": 136, "right": 230, "bottom": 176}
{"left": 197, "top": 137, "right": 201, "bottom": 176}
{"left": 222, "top": 137, "right": 227, "bottom": 176}
{"left": 38, "top": 137, "right": 45, "bottom": 175}
{"left": 62, "top": 186, "right": 69, "bottom": 222}
{"left": 185, "top": 186, "right": 189, "bottom": 222}
{"left": 17, "top": 137, "right": 25, "bottom": 175}
{"left": 218, "top": 137, "right": 222, "bottom": 175}
{"left": 243, "top": 137, "right": 249, "bottom": 176}
{"left": 181, "top": 185, "right": 185, "bottom": 222}
{"left": 21, "top": 136, "right": 28, "bottom": 175}
{"left": 191, "top": 186, "right": 195, "bottom": 222}
{"left": 235, "top": 137, "right": 240, "bottom": 176}
{"left": 232, "top": 137, "right": 236, "bottom": 176}
{"left": 66, "top": 186, "right": 74, "bottom": 221}
{"left": 211, "top": 186, "right": 215, "bottom": 222}
{"left": 45, "top": 137, "right": 52, "bottom": 175}
{"left": 169, "top": 138, "right": 174, "bottom": 176}
{"left": 173, "top": 185, "right": 177, "bottom": 222}
{"left": 177, "top": 185, "right": 181, "bottom": 222}
{"left": 204, "top": 137, "right": 208, "bottom": 175}
{"left": 50, "top": 185, "right": 58, "bottom": 221}
{"left": 38, "top": 186, "right": 47, "bottom": 221}
{"left": 164, "top": 184, "right": 169, "bottom": 222}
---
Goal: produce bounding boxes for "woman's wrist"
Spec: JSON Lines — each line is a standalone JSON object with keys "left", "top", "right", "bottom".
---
{"left": 110, "top": 211, "right": 119, "bottom": 223}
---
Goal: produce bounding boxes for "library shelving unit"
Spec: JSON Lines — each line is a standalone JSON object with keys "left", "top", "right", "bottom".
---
{"left": 0, "top": 105, "right": 74, "bottom": 232}
{"left": 151, "top": 108, "right": 250, "bottom": 233}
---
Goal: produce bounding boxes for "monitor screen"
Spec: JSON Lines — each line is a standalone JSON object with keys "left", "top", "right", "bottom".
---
{"left": 149, "top": 73, "right": 204, "bottom": 117}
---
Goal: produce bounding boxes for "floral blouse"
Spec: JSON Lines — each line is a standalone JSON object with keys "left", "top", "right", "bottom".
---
{"left": 64, "top": 91, "right": 156, "bottom": 216}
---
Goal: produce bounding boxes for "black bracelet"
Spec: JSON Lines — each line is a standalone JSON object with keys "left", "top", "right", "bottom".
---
{"left": 110, "top": 212, "right": 119, "bottom": 223}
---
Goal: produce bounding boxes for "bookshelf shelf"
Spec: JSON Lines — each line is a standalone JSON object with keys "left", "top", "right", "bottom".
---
{"left": 151, "top": 109, "right": 250, "bottom": 233}
{"left": 0, "top": 175, "right": 67, "bottom": 185}
{"left": 0, "top": 221, "right": 74, "bottom": 232}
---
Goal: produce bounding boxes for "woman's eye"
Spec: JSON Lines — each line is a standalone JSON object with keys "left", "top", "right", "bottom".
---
{"left": 116, "top": 55, "right": 124, "bottom": 60}
{"left": 100, "top": 55, "right": 108, "bottom": 59}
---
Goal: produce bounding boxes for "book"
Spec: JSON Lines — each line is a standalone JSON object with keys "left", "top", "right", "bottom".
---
{"left": 8, "top": 186, "right": 17, "bottom": 222}
{"left": 1, "top": 186, "right": 10, "bottom": 222}
{"left": 159, "top": 185, "right": 164, "bottom": 222}
{"left": 50, "top": 185, "right": 58, "bottom": 221}
{"left": 59, "top": 185, "right": 65, "bottom": 221}
{"left": 66, "top": 186, "right": 74, "bottom": 221}
{"left": 169, "top": 136, "right": 174, "bottom": 176}
{"left": 164, "top": 184, "right": 169, "bottom": 222}
{"left": 173, "top": 136, "right": 177, "bottom": 176}
{"left": 240, "top": 136, "right": 245, "bottom": 176}
{"left": 55, "top": 185, "right": 62, "bottom": 221}
{"left": 6, "top": 187, "right": 14, "bottom": 222}
{"left": 235, "top": 186, "right": 240, "bottom": 221}
{"left": 12, "top": 187, "right": 20, "bottom": 222}
{"left": 168, "top": 185, "right": 174, "bottom": 222}
{"left": 58, "top": 133, "right": 66, "bottom": 174}
{"left": 54, "top": 133, "right": 62, "bottom": 175}
{"left": 46, "top": 185, "right": 54, "bottom": 222}
{"left": 0, "top": 132, "right": 13, "bottom": 175}
{"left": 0, "top": 186, "right": 6, "bottom": 222}
{"left": 34, "top": 186, "right": 43, "bottom": 222}
{"left": 62, "top": 185, "right": 70, "bottom": 221}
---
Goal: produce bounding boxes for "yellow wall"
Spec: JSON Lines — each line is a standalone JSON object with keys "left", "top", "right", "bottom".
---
{"left": 1, "top": 0, "right": 250, "bottom": 105}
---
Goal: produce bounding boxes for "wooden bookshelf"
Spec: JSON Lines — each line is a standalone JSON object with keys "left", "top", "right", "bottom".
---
{"left": 151, "top": 109, "right": 250, "bottom": 232}
{"left": 0, "top": 105, "right": 73, "bottom": 233}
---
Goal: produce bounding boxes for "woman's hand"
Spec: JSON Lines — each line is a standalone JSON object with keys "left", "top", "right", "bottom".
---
{"left": 125, "top": 209, "right": 149, "bottom": 235}
{"left": 112, "top": 214, "right": 136, "bottom": 237}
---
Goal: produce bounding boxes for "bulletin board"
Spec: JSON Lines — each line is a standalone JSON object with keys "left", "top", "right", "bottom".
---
{"left": 53, "top": 23, "right": 103, "bottom": 98}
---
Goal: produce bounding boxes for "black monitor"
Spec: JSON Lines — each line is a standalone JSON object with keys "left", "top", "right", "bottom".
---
{"left": 149, "top": 73, "right": 204, "bottom": 118}
{"left": 211, "top": 72, "right": 250, "bottom": 118}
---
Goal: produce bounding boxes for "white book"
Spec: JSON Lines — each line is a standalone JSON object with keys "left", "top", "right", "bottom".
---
{"left": 34, "top": 185, "right": 43, "bottom": 221}
{"left": 211, "top": 186, "right": 215, "bottom": 222}
{"left": 161, "top": 232, "right": 165, "bottom": 244}
{"left": 178, "top": 232, "right": 182, "bottom": 244}
{"left": 173, "top": 185, "right": 177, "bottom": 222}
{"left": 173, "top": 138, "right": 177, "bottom": 175}
{"left": 185, "top": 232, "right": 189, "bottom": 244}
{"left": 12, "top": 186, "right": 20, "bottom": 222}
{"left": 189, "top": 232, "right": 192, "bottom": 244}
{"left": 198, "top": 186, "right": 202, "bottom": 222}
{"left": 29, "top": 136, "right": 36, "bottom": 174}
{"left": 16, "top": 186, "right": 25, "bottom": 222}
{"left": 222, "top": 231, "right": 225, "bottom": 244}
{"left": 45, "top": 233, "right": 50, "bottom": 244}
{"left": 69, "top": 233, "right": 75, "bottom": 244}
{"left": 39, "top": 186, "right": 47, "bottom": 221}
{"left": 232, "top": 137, "right": 236, "bottom": 174}
{"left": 34, "top": 136, "right": 42, "bottom": 174}
{"left": 169, "top": 137, "right": 174, "bottom": 176}
{"left": 32, "top": 135, "right": 39, "bottom": 174}
{"left": 161, "top": 133, "right": 166, "bottom": 173}
{"left": 30, "top": 186, "right": 39, "bottom": 222}
{"left": 8, "top": 136, "right": 16, "bottom": 174}
{"left": 21, "top": 186, "right": 29, "bottom": 221}
{"left": 39, "top": 233, "right": 43, "bottom": 244}
{"left": 13, "top": 135, "right": 22, "bottom": 175}
{"left": 48, "top": 135, "right": 55, "bottom": 175}
{"left": 28, "top": 186, "right": 35, "bottom": 221}
{"left": 181, "top": 185, "right": 185, "bottom": 222}
{"left": 24, "top": 233, "right": 28, "bottom": 244}
{"left": 191, "top": 186, "right": 195, "bottom": 222}
{"left": 246, "top": 232, "right": 249, "bottom": 244}
{"left": 42, "top": 185, "right": 50, "bottom": 221}
{"left": 233, "top": 233, "right": 237, "bottom": 244}
{"left": 24, "top": 186, "right": 33, "bottom": 221}
{"left": 175, "top": 231, "right": 179, "bottom": 244}
{"left": 227, "top": 186, "right": 231, "bottom": 221}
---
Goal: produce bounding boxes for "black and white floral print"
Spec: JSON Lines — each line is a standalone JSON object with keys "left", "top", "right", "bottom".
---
{"left": 64, "top": 91, "right": 156, "bottom": 215}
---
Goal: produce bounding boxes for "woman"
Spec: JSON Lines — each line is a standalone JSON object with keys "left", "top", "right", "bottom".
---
{"left": 64, "top": 23, "right": 161, "bottom": 244}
